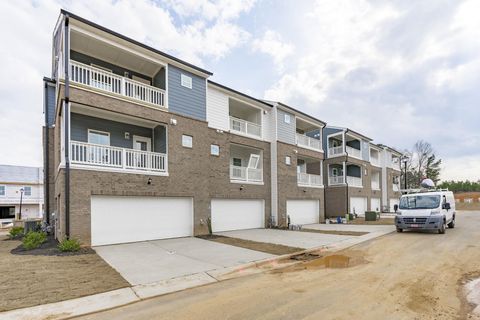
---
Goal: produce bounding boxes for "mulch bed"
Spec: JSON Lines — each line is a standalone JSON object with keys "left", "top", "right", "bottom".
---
{"left": 10, "top": 234, "right": 95, "bottom": 256}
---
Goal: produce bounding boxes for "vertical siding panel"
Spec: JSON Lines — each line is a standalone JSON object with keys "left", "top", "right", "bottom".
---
{"left": 206, "top": 87, "right": 229, "bottom": 131}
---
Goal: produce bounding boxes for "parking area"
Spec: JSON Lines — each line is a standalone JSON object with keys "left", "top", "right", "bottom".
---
{"left": 94, "top": 237, "right": 273, "bottom": 286}
{"left": 215, "top": 229, "right": 355, "bottom": 249}
{"left": 303, "top": 223, "right": 395, "bottom": 233}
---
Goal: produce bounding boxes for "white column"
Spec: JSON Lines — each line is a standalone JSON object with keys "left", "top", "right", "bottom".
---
{"left": 342, "top": 131, "right": 346, "bottom": 153}
{"left": 343, "top": 161, "right": 347, "bottom": 184}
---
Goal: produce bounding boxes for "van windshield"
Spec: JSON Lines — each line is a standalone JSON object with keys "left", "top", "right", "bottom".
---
{"left": 399, "top": 195, "right": 441, "bottom": 210}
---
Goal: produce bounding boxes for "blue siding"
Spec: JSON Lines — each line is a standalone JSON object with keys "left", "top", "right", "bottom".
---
{"left": 277, "top": 109, "right": 295, "bottom": 144}
{"left": 168, "top": 64, "right": 206, "bottom": 120}
{"left": 46, "top": 84, "right": 56, "bottom": 126}
{"left": 322, "top": 127, "right": 342, "bottom": 151}
{"left": 71, "top": 113, "right": 154, "bottom": 149}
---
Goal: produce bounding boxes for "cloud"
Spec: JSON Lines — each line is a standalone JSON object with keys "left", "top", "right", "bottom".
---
{"left": 252, "top": 30, "right": 294, "bottom": 70}
{"left": 0, "top": 0, "right": 254, "bottom": 167}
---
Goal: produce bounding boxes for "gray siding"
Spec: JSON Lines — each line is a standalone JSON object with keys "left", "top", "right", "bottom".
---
{"left": 362, "top": 141, "right": 370, "bottom": 161}
{"left": 276, "top": 109, "right": 295, "bottom": 144}
{"left": 46, "top": 84, "right": 56, "bottom": 126}
{"left": 168, "top": 64, "right": 206, "bottom": 121}
{"left": 154, "top": 125, "right": 167, "bottom": 153}
{"left": 323, "top": 127, "right": 342, "bottom": 151}
{"left": 71, "top": 113, "right": 153, "bottom": 149}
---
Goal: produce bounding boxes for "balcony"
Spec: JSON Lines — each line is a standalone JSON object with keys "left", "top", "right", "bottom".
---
{"left": 298, "top": 172, "right": 323, "bottom": 187}
{"left": 346, "top": 146, "right": 361, "bottom": 159}
{"left": 370, "top": 157, "right": 381, "bottom": 167}
{"left": 347, "top": 176, "right": 363, "bottom": 187}
{"left": 230, "top": 166, "right": 263, "bottom": 183}
{"left": 70, "top": 61, "right": 166, "bottom": 107}
{"left": 328, "top": 146, "right": 344, "bottom": 157}
{"left": 70, "top": 141, "right": 167, "bottom": 173}
{"left": 371, "top": 180, "right": 380, "bottom": 190}
{"left": 329, "top": 176, "right": 345, "bottom": 185}
{"left": 230, "top": 116, "right": 261, "bottom": 137}
{"left": 296, "top": 133, "right": 322, "bottom": 151}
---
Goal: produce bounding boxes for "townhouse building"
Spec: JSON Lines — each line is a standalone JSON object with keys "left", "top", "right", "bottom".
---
{"left": 43, "top": 10, "right": 402, "bottom": 246}
{"left": 0, "top": 165, "right": 44, "bottom": 222}
{"left": 377, "top": 144, "right": 403, "bottom": 212}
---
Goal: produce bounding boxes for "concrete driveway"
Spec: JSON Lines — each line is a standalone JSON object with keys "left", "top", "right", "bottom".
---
{"left": 303, "top": 223, "right": 395, "bottom": 233}
{"left": 94, "top": 237, "right": 273, "bottom": 286}
{"left": 215, "top": 229, "right": 354, "bottom": 249}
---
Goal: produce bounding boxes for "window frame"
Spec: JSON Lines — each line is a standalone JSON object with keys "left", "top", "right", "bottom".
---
{"left": 23, "top": 186, "right": 32, "bottom": 197}
{"left": 182, "top": 134, "right": 193, "bottom": 148}
{"left": 232, "top": 158, "right": 242, "bottom": 167}
{"left": 284, "top": 113, "right": 291, "bottom": 124}
{"left": 285, "top": 156, "right": 291, "bottom": 166}
{"left": 0, "top": 185, "right": 5, "bottom": 197}
{"left": 210, "top": 144, "right": 220, "bottom": 156}
{"left": 181, "top": 74, "right": 193, "bottom": 89}
{"left": 87, "top": 129, "right": 111, "bottom": 146}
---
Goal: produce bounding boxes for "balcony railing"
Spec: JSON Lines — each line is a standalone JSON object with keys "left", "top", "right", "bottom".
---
{"left": 70, "top": 60, "right": 166, "bottom": 107}
{"left": 346, "top": 146, "right": 361, "bottom": 159}
{"left": 296, "top": 133, "right": 322, "bottom": 151}
{"left": 297, "top": 172, "right": 323, "bottom": 187}
{"left": 370, "top": 157, "right": 381, "bottom": 167}
{"left": 229, "top": 117, "right": 262, "bottom": 138}
{"left": 329, "top": 176, "right": 345, "bottom": 185}
{"left": 393, "top": 184, "right": 400, "bottom": 192}
{"left": 347, "top": 176, "right": 363, "bottom": 187}
{"left": 70, "top": 141, "right": 167, "bottom": 173}
{"left": 328, "top": 146, "right": 344, "bottom": 157}
{"left": 230, "top": 166, "right": 263, "bottom": 183}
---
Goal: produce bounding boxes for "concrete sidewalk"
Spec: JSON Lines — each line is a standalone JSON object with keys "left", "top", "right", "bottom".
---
{"left": 1, "top": 227, "right": 394, "bottom": 320}
{"left": 304, "top": 223, "right": 395, "bottom": 233}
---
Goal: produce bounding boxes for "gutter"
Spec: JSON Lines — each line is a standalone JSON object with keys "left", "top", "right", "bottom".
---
{"left": 64, "top": 15, "right": 70, "bottom": 239}
{"left": 43, "top": 81, "right": 50, "bottom": 224}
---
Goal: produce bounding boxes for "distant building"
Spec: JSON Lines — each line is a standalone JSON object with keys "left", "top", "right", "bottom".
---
{"left": 0, "top": 165, "right": 44, "bottom": 222}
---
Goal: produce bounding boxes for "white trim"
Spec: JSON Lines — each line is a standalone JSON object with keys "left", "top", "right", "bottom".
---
{"left": 67, "top": 164, "right": 169, "bottom": 176}
{"left": 87, "top": 129, "right": 111, "bottom": 145}
{"left": 181, "top": 134, "right": 193, "bottom": 148}
{"left": 248, "top": 154, "right": 261, "bottom": 169}
{"left": 229, "top": 180, "right": 264, "bottom": 186}
{"left": 180, "top": 74, "right": 192, "bottom": 89}
{"left": 132, "top": 135, "right": 152, "bottom": 152}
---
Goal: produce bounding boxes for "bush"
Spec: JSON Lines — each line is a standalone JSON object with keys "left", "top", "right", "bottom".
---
{"left": 58, "top": 238, "right": 81, "bottom": 252}
{"left": 8, "top": 227, "right": 24, "bottom": 239}
{"left": 22, "top": 231, "right": 47, "bottom": 250}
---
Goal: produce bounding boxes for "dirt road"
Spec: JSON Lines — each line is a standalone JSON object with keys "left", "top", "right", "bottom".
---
{"left": 77, "top": 211, "right": 480, "bottom": 320}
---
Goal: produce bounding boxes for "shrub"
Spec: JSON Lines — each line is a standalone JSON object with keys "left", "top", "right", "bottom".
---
{"left": 8, "top": 227, "right": 24, "bottom": 239}
{"left": 22, "top": 231, "right": 47, "bottom": 250}
{"left": 58, "top": 238, "right": 81, "bottom": 252}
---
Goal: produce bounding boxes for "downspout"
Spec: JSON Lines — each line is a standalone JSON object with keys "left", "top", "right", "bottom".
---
{"left": 322, "top": 126, "right": 327, "bottom": 222}
{"left": 43, "top": 80, "right": 50, "bottom": 224}
{"left": 344, "top": 130, "right": 349, "bottom": 215}
{"left": 64, "top": 15, "right": 70, "bottom": 239}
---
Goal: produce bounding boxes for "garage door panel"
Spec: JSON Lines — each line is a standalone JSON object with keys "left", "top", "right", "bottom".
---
{"left": 350, "top": 197, "right": 367, "bottom": 215}
{"left": 211, "top": 199, "right": 264, "bottom": 232}
{"left": 287, "top": 200, "right": 319, "bottom": 225}
{"left": 371, "top": 198, "right": 381, "bottom": 212}
{"left": 91, "top": 196, "right": 193, "bottom": 246}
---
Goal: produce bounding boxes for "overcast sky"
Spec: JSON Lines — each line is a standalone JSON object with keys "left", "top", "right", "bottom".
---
{"left": 0, "top": 0, "right": 479, "bottom": 181}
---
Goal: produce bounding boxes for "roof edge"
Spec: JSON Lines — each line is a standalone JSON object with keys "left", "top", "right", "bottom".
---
{"left": 208, "top": 80, "right": 272, "bottom": 108}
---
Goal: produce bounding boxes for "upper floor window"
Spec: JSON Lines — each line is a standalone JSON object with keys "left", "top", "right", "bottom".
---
{"left": 232, "top": 158, "right": 242, "bottom": 167}
{"left": 181, "top": 74, "right": 192, "bottom": 89}
{"left": 210, "top": 144, "right": 220, "bottom": 156}
{"left": 285, "top": 156, "right": 291, "bottom": 165}
{"left": 182, "top": 135, "right": 193, "bottom": 148}
{"left": 0, "top": 185, "right": 5, "bottom": 196}
{"left": 23, "top": 186, "right": 32, "bottom": 196}
{"left": 88, "top": 130, "right": 110, "bottom": 146}
{"left": 284, "top": 114, "right": 291, "bottom": 124}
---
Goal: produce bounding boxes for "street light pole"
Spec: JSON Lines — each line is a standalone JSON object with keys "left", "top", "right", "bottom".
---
{"left": 18, "top": 188, "right": 24, "bottom": 220}
{"left": 404, "top": 160, "right": 408, "bottom": 190}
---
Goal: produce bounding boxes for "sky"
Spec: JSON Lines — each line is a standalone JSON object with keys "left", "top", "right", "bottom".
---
{"left": 0, "top": 0, "right": 479, "bottom": 181}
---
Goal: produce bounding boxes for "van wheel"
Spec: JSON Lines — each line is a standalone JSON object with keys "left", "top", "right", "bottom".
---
{"left": 448, "top": 217, "right": 455, "bottom": 229}
{"left": 396, "top": 228, "right": 403, "bottom": 233}
{"left": 438, "top": 221, "right": 446, "bottom": 234}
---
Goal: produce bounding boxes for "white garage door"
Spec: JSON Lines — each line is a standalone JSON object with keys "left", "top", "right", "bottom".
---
{"left": 286, "top": 200, "right": 319, "bottom": 225}
{"left": 91, "top": 196, "right": 193, "bottom": 246}
{"left": 390, "top": 198, "right": 400, "bottom": 212}
{"left": 211, "top": 199, "right": 264, "bottom": 232}
{"left": 371, "top": 198, "right": 381, "bottom": 212}
{"left": 350, "top": 197, "right": 367, "bottom": 215}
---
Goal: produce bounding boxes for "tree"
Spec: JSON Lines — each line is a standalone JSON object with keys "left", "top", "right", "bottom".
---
{"left": 425, "top": 154, "right": 442, "bottom": 185}
{"left": 400, "top": 140, "right": 442, "bottom": 188}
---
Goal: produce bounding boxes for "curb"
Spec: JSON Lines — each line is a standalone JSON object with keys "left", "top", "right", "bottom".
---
{"left": 0, "top": 228, "right": 394, "bottom": 320}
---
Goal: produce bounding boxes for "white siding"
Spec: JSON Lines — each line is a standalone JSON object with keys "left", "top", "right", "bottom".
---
{"left": 206, "top": 87, "right": 229, "bottom": 131}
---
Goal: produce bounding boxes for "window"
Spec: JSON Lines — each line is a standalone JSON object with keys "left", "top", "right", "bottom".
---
{"left": 23, "top": 186, "right": 32, "bottom": 196}
{"left": 284, "top": 114, "right": 291, "bottom": 124}
{"left": 181, "top": 74, "right": 192, "bottom": 89}
{"left": 248, "top": 154, "right": 260, "bottom": 169}
{"left": 285, "top": 156, "right": 291, "bottom": 165}
{"left": 210, "top": 144, "right": 220, "bottom": 156}
{"left": 332, "top": 168, "right": 338, "bottom": 176}
{"left": 88, "top": 130, "right": 110, "bottom": 145}
{"left": 182, "top": 135, "right": 193, "bottom": 148}
{"left": 0, "top": 185, "right": 5, "bottom": 196}
{"left": 233, "top": 158, "right": 242, "bottom": 167}
{"left": 399, "top": 195, "right": 440, "bottom": 210}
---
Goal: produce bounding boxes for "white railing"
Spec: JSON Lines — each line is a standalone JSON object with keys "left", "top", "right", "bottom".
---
{"left": 297, "top": 173, "right": 323, "bottom": 187}
{"left": 70, "top": 141, "right": 167, "bottom": 173}
{"left": 296, "top": 133, "right": 322, "bottom": 151}
{"left": 70, "top": 60, "right": 166, "bottom": 107}
{"left": 347, "top": 176, "right": 363, "bottom": 187}
{"left": 229, "top": 117, "right": 262, "bottom": 137}
{"left": 230, "top": 166, "right": 263, "bottom": 182}
{"left": 328, "top": 146, "right": 344, "bottom": 157}
{"left": 329, "top": 176, "right": 345, "bottom": 185}
{"left": 393, "top": 184, "right": 400, "bottom": 192}
{"left": 346, "top": 146, "right": 361, "bottom": 159}
{"left": 371, "top": 180, "right": 380, "bottom": 190}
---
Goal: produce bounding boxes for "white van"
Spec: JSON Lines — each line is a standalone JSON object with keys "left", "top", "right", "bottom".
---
{"left": 394, "top": 190, "right": 456, "bottom": 234}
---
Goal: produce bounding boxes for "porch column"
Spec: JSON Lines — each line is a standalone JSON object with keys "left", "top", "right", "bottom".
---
{"left": 343, "top": 161, "right": 346, "bottom": 184}
{"left": 342, "top": 131, "right": 346, "bottom": 153}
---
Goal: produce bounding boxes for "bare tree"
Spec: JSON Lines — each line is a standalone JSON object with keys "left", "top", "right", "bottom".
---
{"left": 402, "top": 140, "right": 441, "bottom": 188}
{"left": 414, "top": 140, "right": 433, "bottom": 182}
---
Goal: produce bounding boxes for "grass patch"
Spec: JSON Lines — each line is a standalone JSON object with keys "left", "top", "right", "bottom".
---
{"left": 198, "top": 234, "right": 303, "bottom": 255}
